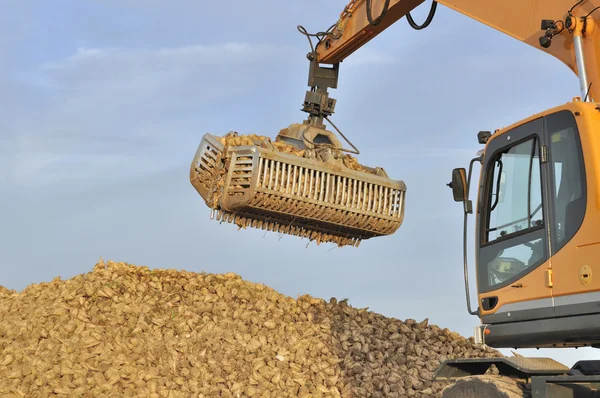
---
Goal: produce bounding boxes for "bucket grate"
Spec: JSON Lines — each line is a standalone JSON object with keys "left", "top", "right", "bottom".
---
{"left": 191, "top": 132, "right": 406, "bottom": 247}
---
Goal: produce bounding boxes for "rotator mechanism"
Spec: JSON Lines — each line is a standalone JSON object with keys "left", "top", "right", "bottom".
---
{"left": 301, "top": 53, "right": 339, "bottom": 127}
{"left": 189, "top": 40, "right": 406, "bottom": 247}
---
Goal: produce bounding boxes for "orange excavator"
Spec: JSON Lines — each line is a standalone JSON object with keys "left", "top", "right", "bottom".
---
{"left": 191, "top": 0, "right": 600, "bottom": 395}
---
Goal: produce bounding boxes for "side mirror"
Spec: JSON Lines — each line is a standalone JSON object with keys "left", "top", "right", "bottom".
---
{"left": 448, "top": 168, "right": 468, "bottom": 202}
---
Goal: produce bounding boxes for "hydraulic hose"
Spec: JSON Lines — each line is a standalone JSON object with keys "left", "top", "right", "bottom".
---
{"left": 366, "top": 0, "right": 391, "bottom": 26}
{"left": 407, "top": 1, "right": 438, "bottom": 30}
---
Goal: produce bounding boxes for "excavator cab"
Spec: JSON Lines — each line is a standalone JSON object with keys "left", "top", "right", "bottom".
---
{"left": 437, "top": 100, "right": 600, "bottom": 397}
{"left": 449, "top": 100, "right": 600, "bottom": 351}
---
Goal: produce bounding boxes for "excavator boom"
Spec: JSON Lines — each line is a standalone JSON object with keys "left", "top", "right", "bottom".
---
{"left": 317, "top": 0, "right": 600, "bottom": 101}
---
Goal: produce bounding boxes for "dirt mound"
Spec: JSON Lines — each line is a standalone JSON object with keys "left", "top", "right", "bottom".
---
{"left": 326, "top": 298, "right": 502, "bottom": 397}
{"left": 0, "top": 261, "right": 502, "bottom": 397}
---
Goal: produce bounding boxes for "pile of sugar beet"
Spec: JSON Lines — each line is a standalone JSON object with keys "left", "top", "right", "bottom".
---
{"left": 0, "top": 260, "right": 503, "bottom": 397}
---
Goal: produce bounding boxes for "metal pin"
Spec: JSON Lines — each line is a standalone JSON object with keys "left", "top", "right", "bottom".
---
{"left": 268, "top": 160, "right": 274, "bottom": 190}
{"left": 303, "top": 167, "right": 308, "bottom": 197}
{"left": 262, "top": 158, "right": 268, "bottom": 188}
{"left": 361, "top": 181, "right": 367, "bottom": 210}
{"left": 319, "top": 171, "right": 325, "bottom": 202}
{"left": 286, "top": 164, "right": 291, "bottom": 193}
{"left": 257, "top": 157, "right": 263, "bottom": 185}
{"left": 397, "top": 191, "right": 404, "bottom": 217}
{"left": 274, "top": 161, "right": 280, "bottom": 191}
{"left": 292, "top": 165, "right": 298, "bottom": 194}
{"left": 358, "top": 180, "right": 364, "bottom": 209}
{"left": 383, "top": 187, "right": 388, "bottom": 216}
{"left": 280, "top": 162, "right": 287, "bottom": 192}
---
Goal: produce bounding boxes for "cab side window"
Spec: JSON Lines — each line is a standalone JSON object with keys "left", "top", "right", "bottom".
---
{"left": 486, "top": 137, "right": 543, "bottom": 242}
{"left": 545, "top": 111, "right": 586, "bottom": 252}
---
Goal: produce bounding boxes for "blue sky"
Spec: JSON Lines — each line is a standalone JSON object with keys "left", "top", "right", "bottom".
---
{"left": 1, "top": 1, "right": 595, "bottom": 367}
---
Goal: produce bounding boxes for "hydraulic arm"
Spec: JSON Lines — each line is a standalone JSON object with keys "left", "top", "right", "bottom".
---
{"left": 311, "top": 0, "right": 600, "bottom": 101}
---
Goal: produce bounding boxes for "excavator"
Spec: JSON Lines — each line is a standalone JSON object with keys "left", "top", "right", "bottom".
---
{"left": 190, "top": 0, "right": 600, "bottom": 396}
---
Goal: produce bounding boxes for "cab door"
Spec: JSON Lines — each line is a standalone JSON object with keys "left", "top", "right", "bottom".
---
{"left": 544, "top": 110, "right": 600, "bottom": 321}
{"left": 477, "top": 117, "right": 554, "bottom": 325}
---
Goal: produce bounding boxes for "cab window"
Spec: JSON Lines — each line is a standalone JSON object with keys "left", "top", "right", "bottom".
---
{"left": 485, "top": 137, "right": 543, "bottom": 242}
{"left": 479, "top": 133, "right": 547, "bottom": 290}
{"left": 545, "top": 111, "right": 586, "bottom": 253}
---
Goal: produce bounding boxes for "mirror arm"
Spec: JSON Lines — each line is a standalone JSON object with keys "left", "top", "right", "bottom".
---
{"left": 464, "top": 155, "right": 482, "bottom": 214}
{"left": 463, "top": 155, "right": 482, "bottom": 317}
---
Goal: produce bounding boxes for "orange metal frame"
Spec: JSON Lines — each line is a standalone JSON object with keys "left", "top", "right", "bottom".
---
{"left": 316, "top": 0, "right": 600, "bottom": 100}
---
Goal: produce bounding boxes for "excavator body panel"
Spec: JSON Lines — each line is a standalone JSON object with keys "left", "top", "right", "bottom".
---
{"left": 472, "top": 100, "right": 600, "bottom": 349}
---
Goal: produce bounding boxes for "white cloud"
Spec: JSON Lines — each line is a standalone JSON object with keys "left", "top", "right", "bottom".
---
{"left": 4, "top": 42, "right": 298, "bottom": 185}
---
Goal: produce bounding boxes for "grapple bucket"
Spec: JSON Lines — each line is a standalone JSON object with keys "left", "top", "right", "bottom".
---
{"left": 190, "top": 126, "right": 406, "bottom": 247}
